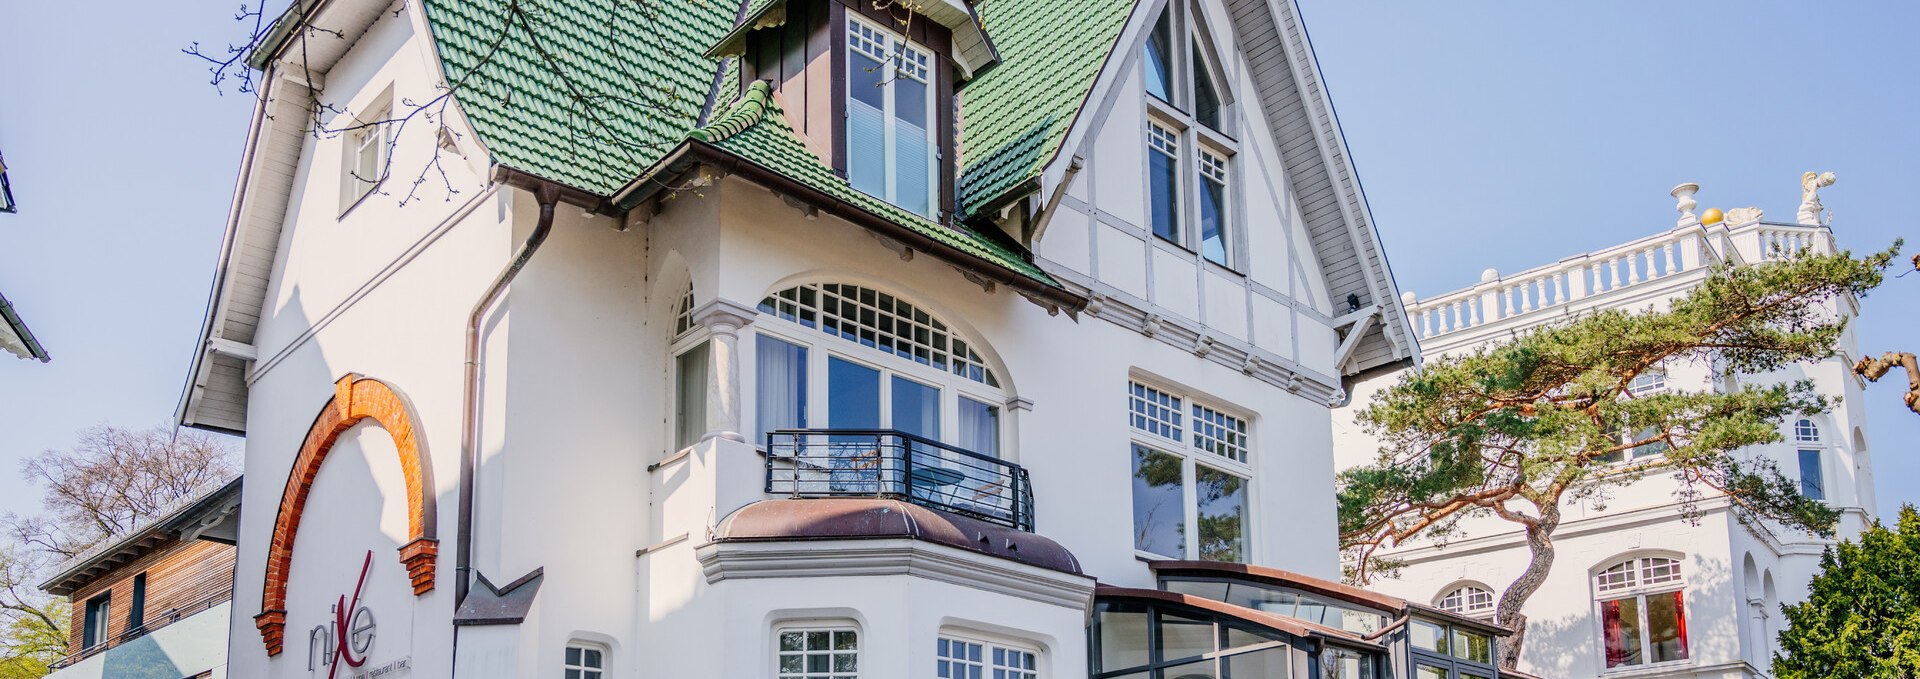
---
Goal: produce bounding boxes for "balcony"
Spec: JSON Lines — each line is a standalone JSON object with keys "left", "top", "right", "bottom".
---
{"left": 765, "top": 429, "right": 1034, "bottom": 531}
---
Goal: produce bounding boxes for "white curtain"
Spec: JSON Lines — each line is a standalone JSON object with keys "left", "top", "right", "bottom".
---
{"left": 755, "top": 335, "right": 807, "bottom": 443}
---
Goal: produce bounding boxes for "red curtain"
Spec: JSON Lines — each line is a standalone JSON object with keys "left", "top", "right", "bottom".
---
{"left": 1602, "top": 599, "right": 1626, "bottom": 667}
{"left": 1672, "top": 591, "right": 1690, "bottom": 660}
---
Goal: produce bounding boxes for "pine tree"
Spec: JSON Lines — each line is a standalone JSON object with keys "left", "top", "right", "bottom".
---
{"left": 1774, "top": 506, "right": 1920, "bottom": 678}
{"left": 1339, "top": 245, "right": 1900, "bottom": 667}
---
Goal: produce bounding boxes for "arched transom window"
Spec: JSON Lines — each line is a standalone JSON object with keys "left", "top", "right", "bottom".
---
{"left": 1794, "top": 418, "right": 1820, "bottom": 442}
{"left": 754, "top": 283, "right": 1006, "bottom": 459}
{"left": 1436, "top": 584, "right": 1495, "bottom": 618}
{"left": 1594, "top": 556, "right": 1689, "bottom": 669}
{"left": 759, "top": 283, "right": 999, "bottom": 387}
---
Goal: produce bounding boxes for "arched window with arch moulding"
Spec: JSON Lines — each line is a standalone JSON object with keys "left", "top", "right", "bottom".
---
{"left": 1435, "top": 582, "right": 1496, "bottom": 618}
{"left": 1594, "top": 555, "right": 1690, "bottom": 669}
{"left": 753, "top": 282, "right": 1006, "bottom": 460}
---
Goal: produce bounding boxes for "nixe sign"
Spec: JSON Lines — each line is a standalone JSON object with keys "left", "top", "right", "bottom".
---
{"left": 308, "top": 551, "right": 384, "bottom": 678}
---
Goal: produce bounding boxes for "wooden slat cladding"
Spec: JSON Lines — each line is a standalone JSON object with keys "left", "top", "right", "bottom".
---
{"left": 744, "top": 0, "right": 833, "bottom": 160}
{"left": 742, "top": 0, "right": 960, "bottom": 220}
{"left": 1223, "top": 0, "right": 1411, "bottom": 373}
{"left": 64, "top": 539, "right": 236, "bottom": 656}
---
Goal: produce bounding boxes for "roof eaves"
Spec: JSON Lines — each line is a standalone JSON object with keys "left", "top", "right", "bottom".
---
{"left": 39, "top": 477, "right": 242, "bottom": 595}
{"left": 0, "top": 290, "right": 49, "bottom": 362}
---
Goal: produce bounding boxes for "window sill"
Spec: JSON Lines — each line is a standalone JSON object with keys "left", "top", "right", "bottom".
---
{"left": 1202, "top": 258, "right": 1244, "bottom": 279}
{"left": 338, "top": 181, "right": 386, "bottom": 221}
{"left": 1599, "top": 659, "right": 1696, "bottom": 678}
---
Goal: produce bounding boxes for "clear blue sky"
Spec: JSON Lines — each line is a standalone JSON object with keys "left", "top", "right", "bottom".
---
{"left": 0, "top": 2, "right": 1912, "bottom": 520}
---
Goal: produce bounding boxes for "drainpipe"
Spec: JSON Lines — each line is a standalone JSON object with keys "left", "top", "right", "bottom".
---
{"left": 455, "top": 180, "right": 562, "bottom": 606}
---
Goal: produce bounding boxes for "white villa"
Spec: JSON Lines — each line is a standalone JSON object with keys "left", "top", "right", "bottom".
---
{"left": 169, "top": 0, "right": 1540, "bottom": 677}
{"left": 1335, "top": 184, "right": 1880, "bottom": 679}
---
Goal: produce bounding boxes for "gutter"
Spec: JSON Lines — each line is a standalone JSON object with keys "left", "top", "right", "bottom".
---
{"left": 611, "top": 140, "right": 1087, "bottom": 314}
{"left": 0, "top": 291, "right": 48, "bottom": 362}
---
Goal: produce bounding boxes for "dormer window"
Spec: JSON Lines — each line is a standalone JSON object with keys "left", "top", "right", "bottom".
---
{"left": 847, "top": 16, "right": 938, "bottom": 219}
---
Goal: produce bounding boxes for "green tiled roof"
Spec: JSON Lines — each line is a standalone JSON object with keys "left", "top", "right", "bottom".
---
{"left": 956, "top": 0, "right": 1136, "bottom": 216}
{"left": 419, "top": 0, "right": 735, "bottom": 195}
{"left": 416, "top": 0, "right": 1086, "bottom": 290}
{"left": 699, "top": 81, "right": 1058, "bottom": 285}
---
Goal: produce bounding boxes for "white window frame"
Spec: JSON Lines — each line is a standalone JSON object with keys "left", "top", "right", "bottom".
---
{"left": 564, "top": 641, "right": 608, "bottom": 679}
{"left": 670, "top": 281, "right": 711, "bottom": 454}
{"left": 1793, "top": 418, "right": 1819, "bottom": 442}
{"left": 751, "top": 285, "right": 1008, "bottom": 458}
{"left": 1436, "top": 583, "right": 1496, "bottom": 619}
{"left": 937, "top": 632, "right": 1041, "bottom": 679}
{"left": 1128, "top": 377, "right": 1255, "bottom": 562}
{"left": 1592, "top": 555, "right": 1690, "bottom": 671}
{"left": 339, "top": 98, "right": 392, "bottom": 214}
{"left": 775, "top": 622, "right": 861, "bottom": 679}
{"left": 1140, "top": 0, "right": 1242, "bottom": 272}
{"left": 845, "top": 14, "right": 940, "bottom": 218}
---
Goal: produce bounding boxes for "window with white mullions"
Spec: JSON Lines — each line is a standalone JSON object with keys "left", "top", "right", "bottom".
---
{"left": 846, "top": 15, "right": 938, "bottom": 218}
{"left": 1595, "top": 556, "right": 1690, "bottom": 669}
{"left": 1129, "top": 380, "right": 1252, "bottom": 562}
{"left": 1196, "top": 147, "right": 1231, "bottom": 267}
{"left": 938, "top": 636, "right": 1038, "bottom": 679}
{"left": 564, "top": 643, "right": 606, "bottom": 679}
{"left": 777, "top": 627, "right": 859, "bottom": 679}
{"left": 1436, "top": 583, "right": 1496, "bottom": 618}
{"left": 340, "top": 100, "right": 392, "bottom": 211}
{"left": 1140, "top": 2, "right": 1239, "bottom": 268}
{"left": 1147, "top": 121, "right": 1182, "bottom": 243}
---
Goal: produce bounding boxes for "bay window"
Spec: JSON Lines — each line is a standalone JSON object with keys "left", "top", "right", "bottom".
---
{"left": 1128, "top": 381, "right": 1251, "bottom": 562}
{"left": 1596, "top": 555, "right": 1690, "bottom": 669}
{"left": 847, "top": 16, "right": 937, "bottom": 218}
{"left": 1140, "top": 2, "right": 1238, "bottom": 269}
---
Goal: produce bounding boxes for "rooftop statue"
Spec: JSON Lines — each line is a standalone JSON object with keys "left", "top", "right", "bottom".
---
{"left": 1798, "top": 171, "right": 1837, "bottom": 225}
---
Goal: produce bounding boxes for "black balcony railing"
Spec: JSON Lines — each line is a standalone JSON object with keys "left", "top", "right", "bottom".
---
{"left": 765, "top": 429, "right": 1034, "bottom": 532}
{"left": 48, "top": 591, "right": 231, "bottom": 670}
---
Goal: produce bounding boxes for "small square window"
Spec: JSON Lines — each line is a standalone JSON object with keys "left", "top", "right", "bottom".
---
{"left": 564, "top": 643, "right": 605, "bottom": 679}
{"left": 778, "top": 626, "right": 858, "bottom": 678}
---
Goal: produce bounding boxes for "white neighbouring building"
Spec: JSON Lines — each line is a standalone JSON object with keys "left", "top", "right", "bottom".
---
{"left": 1334, "top": 183, "right": 1880, "bottom": 679}
{"left": 170, "top": 0, "right": 1555, "bottom": 677}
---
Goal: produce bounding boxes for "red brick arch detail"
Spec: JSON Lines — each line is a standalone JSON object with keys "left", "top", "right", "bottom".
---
{"left": 254, "top": 374, "right": 437, "bottom": 657}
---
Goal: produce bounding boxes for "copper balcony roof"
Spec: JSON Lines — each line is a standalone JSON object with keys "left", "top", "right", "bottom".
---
{"left": 714, "top": 498, "right": 1081, "bottom": 575}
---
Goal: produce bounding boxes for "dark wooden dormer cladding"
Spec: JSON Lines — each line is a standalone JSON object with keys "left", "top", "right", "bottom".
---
{"left": 740, "top": 0, "right": 958, "bottom": 221}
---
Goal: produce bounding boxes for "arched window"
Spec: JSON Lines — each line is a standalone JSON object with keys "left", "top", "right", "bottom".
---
{"left": 1435, "top": 583, "right": 1495, "bottom": 618}
{"left": 1141, "top": 1, "right": 1239, "bottom": 270}
{"left": 1629, "top": 369, "right": 1667, "bottom": 396}
{"left": 673, "top": 282, "right": 695, "bottom": 339}
{"left": 1594, "top": 556, "right": 1689, "bottom": 669}
{"left": 1794, "top": 418, "right": 1819, "bottom": 442}
{"left": 671, "top": 281, "right": 708, "bottom": 451}
{"left": 754, "top": 283, "right": 1005, "bottom": 458}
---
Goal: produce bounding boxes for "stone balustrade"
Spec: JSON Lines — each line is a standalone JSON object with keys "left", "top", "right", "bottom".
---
{"left": 1404, "top": 221, "right": 1833, "bottom": 342}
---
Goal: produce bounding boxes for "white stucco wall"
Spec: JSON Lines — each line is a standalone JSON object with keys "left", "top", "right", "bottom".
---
{"left": 221, "top": 0, "right": 1377, "bottom": 675}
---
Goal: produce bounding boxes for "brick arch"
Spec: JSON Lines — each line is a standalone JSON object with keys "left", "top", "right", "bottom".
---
{"left": 254, "top": 374, "right": 437, "bottom": 656}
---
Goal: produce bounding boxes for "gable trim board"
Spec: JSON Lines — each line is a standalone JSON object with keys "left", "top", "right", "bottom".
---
{"left": 180, "top": 0, "right": 1417, "bottom": 433}
{"left": 1035, "top": 0, "right": 1416, "bottom": 376}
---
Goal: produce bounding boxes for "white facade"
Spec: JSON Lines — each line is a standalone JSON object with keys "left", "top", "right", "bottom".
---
{"left": 179, "top": 1, "right": 1421, "bottom": 678}
{"left": 1334, "top": 199, "right": 1879, "bottom": 679}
